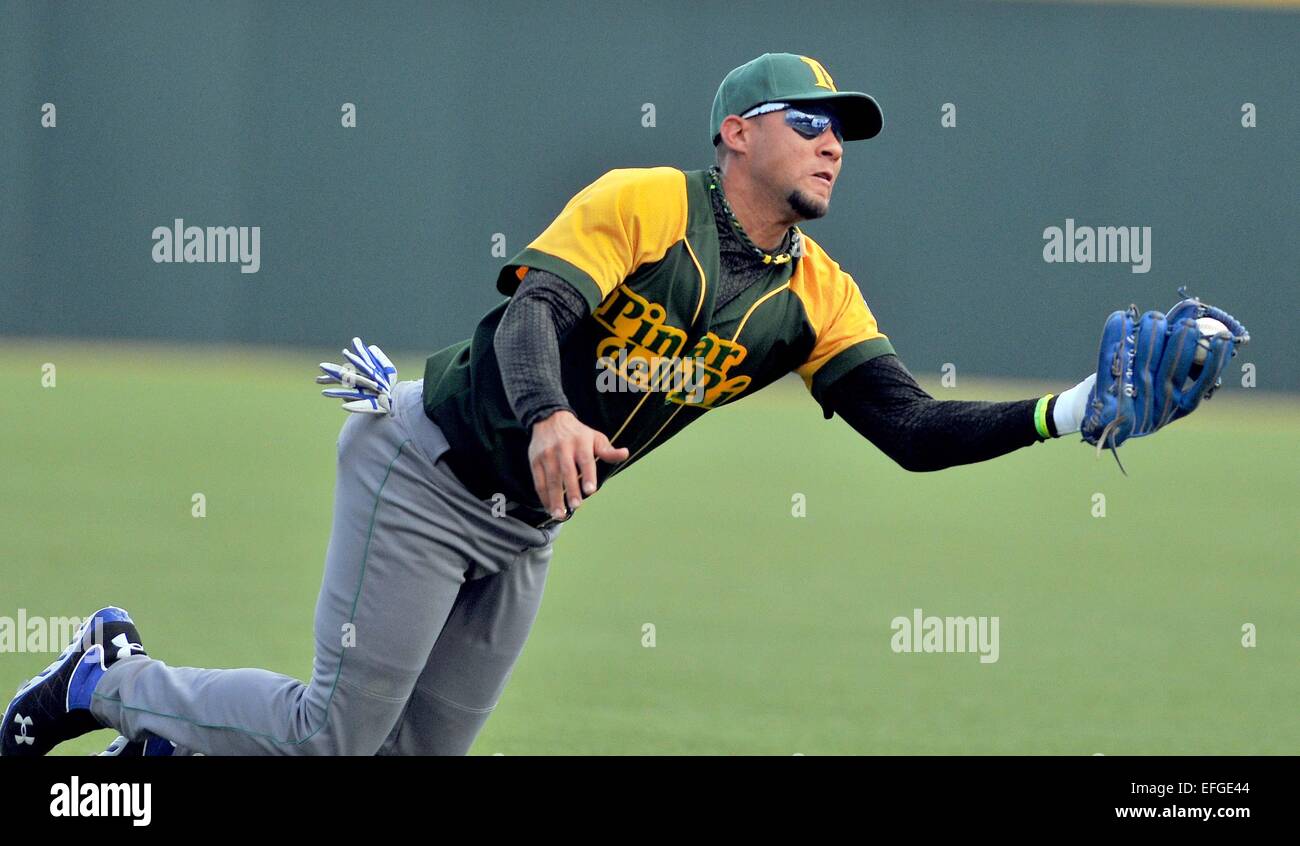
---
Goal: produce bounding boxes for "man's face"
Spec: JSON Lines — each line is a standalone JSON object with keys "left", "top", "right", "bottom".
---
{"left": 747, "top": 105, "right": 844, "bottom": 221}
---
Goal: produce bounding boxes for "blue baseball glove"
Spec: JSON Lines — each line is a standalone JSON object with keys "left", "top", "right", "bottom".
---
{"left": 316, "top": 337, "right": 398, "bottom": 414}
{"left": 1080, "top": 288, "right": 1248, "bottom": 471}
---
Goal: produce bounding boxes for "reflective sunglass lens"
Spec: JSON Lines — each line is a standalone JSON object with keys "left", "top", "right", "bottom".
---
{"left": 786, "top": 110, "right": 842, "bottom": 141}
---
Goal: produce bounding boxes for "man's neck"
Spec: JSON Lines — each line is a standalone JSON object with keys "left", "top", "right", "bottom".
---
{"left": 718, "top": 167, "right": 793, "bottom": 252}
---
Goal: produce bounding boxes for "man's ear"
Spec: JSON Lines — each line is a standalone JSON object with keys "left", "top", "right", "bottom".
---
{"left": 717, "top": 114, "right": 750, "bottom": 157}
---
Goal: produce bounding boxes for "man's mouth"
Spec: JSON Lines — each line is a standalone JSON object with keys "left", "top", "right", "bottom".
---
{"left": 812, "top": 171, "right": 833, "bottom": 187}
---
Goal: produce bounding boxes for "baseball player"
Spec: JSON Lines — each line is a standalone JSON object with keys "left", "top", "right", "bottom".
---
{"left": 3, "top": 53, "right": 1246, "bottom": 757}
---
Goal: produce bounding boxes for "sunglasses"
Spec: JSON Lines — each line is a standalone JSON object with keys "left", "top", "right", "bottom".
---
{"left": 741, "top": 102, "right": 844, "bottom": 142}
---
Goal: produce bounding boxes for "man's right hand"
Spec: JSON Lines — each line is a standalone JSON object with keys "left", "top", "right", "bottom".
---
{"left": 527, "top": 410, "right": 629, "bottom": 521}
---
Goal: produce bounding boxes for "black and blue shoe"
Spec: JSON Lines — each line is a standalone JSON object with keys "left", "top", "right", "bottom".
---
{"left": 1, "top": 606, "right": 147, "bottom": 757}
{"left": 97, "top": 734, "right": 177, "bottom": 757}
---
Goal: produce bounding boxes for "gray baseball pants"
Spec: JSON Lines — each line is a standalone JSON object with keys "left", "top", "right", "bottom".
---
{"left": 90, "top": 379, "right": 561, "bottom": 755}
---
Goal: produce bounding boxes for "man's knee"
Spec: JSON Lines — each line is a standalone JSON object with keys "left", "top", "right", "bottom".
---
{"left": 383, "top": 687, "right": 495, "bottom": 756}
{"left": 297, "top": 680, "right": 408, "bottom": 755}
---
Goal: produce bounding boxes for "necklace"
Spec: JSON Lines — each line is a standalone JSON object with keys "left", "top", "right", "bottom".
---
{"left": 707, "top": 166, "right": 799, "bottom": 265}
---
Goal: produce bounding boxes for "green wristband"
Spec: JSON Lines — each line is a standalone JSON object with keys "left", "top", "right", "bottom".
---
{"left": 1034, "top": 394, "right": 1054, "bottom": 440}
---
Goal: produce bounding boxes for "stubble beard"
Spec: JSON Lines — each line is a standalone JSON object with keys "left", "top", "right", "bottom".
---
{"left": 787, "top": 188, "right": 828, "bottom": 221}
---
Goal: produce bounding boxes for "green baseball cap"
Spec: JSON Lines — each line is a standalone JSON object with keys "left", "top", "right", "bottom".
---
{"left": 710, "top": 53, "right": 883, "bottom": 145}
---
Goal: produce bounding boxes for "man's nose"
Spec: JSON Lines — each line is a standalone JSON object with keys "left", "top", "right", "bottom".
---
{"left": 819, "top": 131, "right": 843, "bottom": 162}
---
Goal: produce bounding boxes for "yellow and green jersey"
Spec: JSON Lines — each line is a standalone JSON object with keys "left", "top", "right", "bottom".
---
{"left": 422, "top": 165, "right": 895, "bottom": 509}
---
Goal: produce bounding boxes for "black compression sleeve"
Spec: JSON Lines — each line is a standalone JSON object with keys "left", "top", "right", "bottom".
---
{"left": 822, "top": 354, "right": 1058, "bottom": 472}
{"left": 494, "top": 268, "right": 590, "bottom": 429}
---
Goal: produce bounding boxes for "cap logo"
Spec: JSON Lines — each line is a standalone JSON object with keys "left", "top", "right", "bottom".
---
{"left": 798, "top": 56, "right": 837, "bottom": 91}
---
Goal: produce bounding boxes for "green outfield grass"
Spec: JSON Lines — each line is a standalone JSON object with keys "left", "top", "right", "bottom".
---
{"left": 2, "top": 338, "right": 1296, "bottom": 755}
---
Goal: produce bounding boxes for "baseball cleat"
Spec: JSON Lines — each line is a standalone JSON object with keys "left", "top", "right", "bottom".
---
{"left": 1, "top": 606, "right": 147, "bottom": 757}
{"left": 97, "top": 734, "right": 177, "bottom": 757}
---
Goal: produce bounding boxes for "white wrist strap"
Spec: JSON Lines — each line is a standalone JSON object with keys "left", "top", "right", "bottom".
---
{"left": 1053, "top": 373, "right": 1096, "bottom": 436}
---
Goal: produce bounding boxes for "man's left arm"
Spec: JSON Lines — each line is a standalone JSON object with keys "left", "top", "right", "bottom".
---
{"left": 821, "top": 354, "right": 1094, "bottom": 472}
